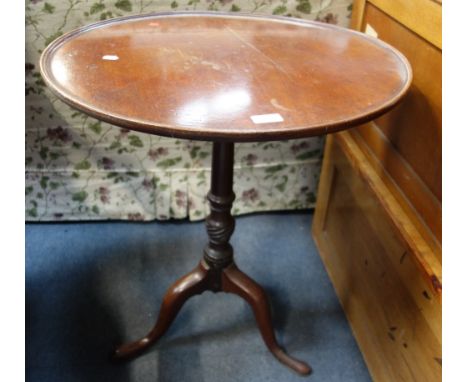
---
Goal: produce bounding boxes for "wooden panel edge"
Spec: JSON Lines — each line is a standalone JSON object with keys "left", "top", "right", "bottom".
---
{"left": 350, "top": 125, "right": 442, "bottom": 249}
{"left": 333, "top": 131, "right": 441, "bottom": 299}
{"left": 312, "top": 135, "right": 336, "bottom": 234}
{"left": 311, "top": 229, "right": 387, "bottom": 382}
{"left": 350, "top": 0, "right": 367, "bottom": 30}
{"left": 368, "top": 0, "right": 442, "bottom": 49}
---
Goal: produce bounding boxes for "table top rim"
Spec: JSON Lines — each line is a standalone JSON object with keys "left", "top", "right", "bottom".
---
{"left": 39, "top": 11, "right": 413, "bottom": 142}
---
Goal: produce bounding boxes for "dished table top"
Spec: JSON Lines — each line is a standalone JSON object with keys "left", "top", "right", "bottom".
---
{"left": 40, "top": 12, "right": 411, "bottom": 142}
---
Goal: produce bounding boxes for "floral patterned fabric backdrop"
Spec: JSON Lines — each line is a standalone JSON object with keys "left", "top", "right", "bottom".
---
{"left": 25, "top": 0, "right": 353, "bottom": 221}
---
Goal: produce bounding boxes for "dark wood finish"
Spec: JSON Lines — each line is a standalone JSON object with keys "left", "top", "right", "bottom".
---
{"left": 203, "top": 142, "right": 235, "bottom": 270}
{"left": 312, "top": 0, "right": 441, "bottom": 380}
{"left": 222, "top": 263, "right": 311, "bottom": 375}
{"left": 39, "top": 11, "right": 413, "bottom": 377}
{"left": 113, "top": 261, "right": 210, "bottom": 360}
{"left": 40, "top": 12, "right": 411, "bottom": 142}
{"left": 114, "top": 142, "right": 311, "bottom": 375}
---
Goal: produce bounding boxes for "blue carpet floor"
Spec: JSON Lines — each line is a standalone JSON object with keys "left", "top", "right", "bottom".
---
{"left": 26, "top": 211, "right": 371, "bottom": 382}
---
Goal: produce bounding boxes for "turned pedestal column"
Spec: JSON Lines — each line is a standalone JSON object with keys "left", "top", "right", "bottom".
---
{"left": 113, "top": 142, "right": 312, "bottom": 375}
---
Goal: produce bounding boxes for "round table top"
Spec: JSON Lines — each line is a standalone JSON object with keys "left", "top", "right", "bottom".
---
{"left": 40, "top": 12, "right": 412, "bottom": 142}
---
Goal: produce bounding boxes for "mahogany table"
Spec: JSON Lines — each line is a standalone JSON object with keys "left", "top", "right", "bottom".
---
{"left": 40, "top": 12, "right": 411, "bottom": 376}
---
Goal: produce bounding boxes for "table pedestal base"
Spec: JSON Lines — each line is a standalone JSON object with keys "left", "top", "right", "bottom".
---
{"left": 113, "top": 142, "right": 312, "bottom": 376}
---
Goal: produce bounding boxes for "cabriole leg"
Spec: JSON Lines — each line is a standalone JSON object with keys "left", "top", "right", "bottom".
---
{"left": 113, "top": 141, "right": 312, "bottom": 376}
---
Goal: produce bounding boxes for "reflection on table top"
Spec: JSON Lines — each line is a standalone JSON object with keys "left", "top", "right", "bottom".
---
{"left": 40, "top": 12, "right": 412, "bottom": 142}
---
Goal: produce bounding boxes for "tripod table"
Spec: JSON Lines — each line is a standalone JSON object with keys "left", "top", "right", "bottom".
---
{"left": 40, "top": 12, "right": 411, "bottom": 375}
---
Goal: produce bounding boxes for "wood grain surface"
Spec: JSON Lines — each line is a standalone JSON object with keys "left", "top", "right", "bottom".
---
{"left": 312, "top": 0, "right": 442, "bottom": 380}
{"left": 368, "top": 0, "right": 441, "bottom": 48}
{"left": 313, "top": 134, "right": 441, "bottom": 382}
{"left": 357, "top": 3, "right": 442, "bottom": 245}
{"left": 40, "top": 12, "right": 411, "bottom": 142}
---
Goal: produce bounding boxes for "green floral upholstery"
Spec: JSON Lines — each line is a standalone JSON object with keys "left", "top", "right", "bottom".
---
{"left": 26, "top": 0, "right": 353, "bottom": 221}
